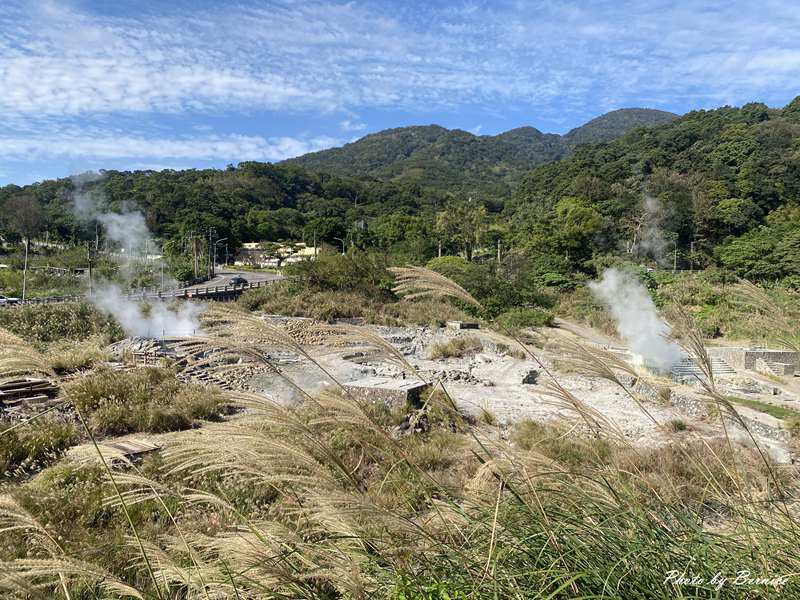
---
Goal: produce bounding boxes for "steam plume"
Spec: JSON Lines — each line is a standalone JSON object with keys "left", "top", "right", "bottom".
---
{"left": 70, "top": 171, "right": 202, "bottom": 337}
{"left": 636, "top": 196, "right": 668, "bottom": 264}
{"left": 92, "top": 284, "right": 204, "bottom": 337}
{"left": 589, "top": 268, "right": 683, "bottom": 371}
{"left": 72, "top": 172, "right": 153, "bottom": 257}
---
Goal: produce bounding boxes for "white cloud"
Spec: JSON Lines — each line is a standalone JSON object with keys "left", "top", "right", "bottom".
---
{"left": 340, "top": 119, "right": 367, "bottom": 132}
{"left": 0, "top": 133, "right": 341, "bottom": 162}
{"left": 0, "top": 0, "right": 799, "bottom": 182}
{"left": 1, "top": 0, "right": 794, "bottom": 126}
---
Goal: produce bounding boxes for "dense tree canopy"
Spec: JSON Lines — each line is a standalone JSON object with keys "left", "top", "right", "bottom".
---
{"left": 506, "top": 97, "right": 800, "bottom": 281}
{"left": 1, "top": 98, "right": 799, "bottom": 285}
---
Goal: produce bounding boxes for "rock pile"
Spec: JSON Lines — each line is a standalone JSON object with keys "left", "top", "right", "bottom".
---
{"left": 107, "top": 337, "right": 176, "bottom": 361}
{"left": 392, "top": 410, "right": 430, "bottom": 437}
{"left": 420, "top": 368, "right": 493, "bottom": 386}
{"left": 280, "top": 318, "right": 352, "bottom": 347}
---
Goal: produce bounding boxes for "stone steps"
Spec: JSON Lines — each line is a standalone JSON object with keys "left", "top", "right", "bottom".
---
{"left": 671, "top": 357, "right": 735, "bottom": 378}
{"left": 178, "top": 368, "right": 236, "bottom": 391}
{"left": 760, "top": 360, "right": 795, "bottom": 377}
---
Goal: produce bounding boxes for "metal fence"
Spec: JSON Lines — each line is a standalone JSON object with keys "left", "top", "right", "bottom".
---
{"left": 1, "top": 280, "right": 270, "bottom": 308}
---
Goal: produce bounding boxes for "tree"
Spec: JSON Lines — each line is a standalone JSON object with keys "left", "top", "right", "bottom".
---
{"left": 552, "top": 196, "right": 602, "bottom": 260}
{"left": 259, "top": 241, "right": 302, "bottom": 270}
{"left": 435, "top": 198, "right": 487, "bottom": 261}
{"left": 5, "top": 194, "right": 43, "bottom": 300}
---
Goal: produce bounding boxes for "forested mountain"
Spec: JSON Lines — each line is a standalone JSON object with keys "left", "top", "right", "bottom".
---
{"left": 0, "top": 162, "right": 444, "bottom": 254}
{"left": 505, "top": 98, "right": 800, "bottom": 281}
{"left": 2, "top": 100, "right": 799, "bottom": 284}
{"left": 562, "top": 108, "right": 678, "bottom": 148}
{"left": 285, "top": 108, "right": 678, "bottom": 196}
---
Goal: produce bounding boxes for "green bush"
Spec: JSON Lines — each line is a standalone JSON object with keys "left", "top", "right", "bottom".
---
{"left": 427, "top": 255, "right": 554, "bottom": 318}
{"left": 0, "top": 267, "right": 84, "bottom": 299}
{"left": 239, "top": 279, "right": 470, "bottom": 326}
{"left": 45, "top": 336, "right": 110, "bottom": 374}
{"left": 428, "top": 335, "right": 483, "bottom": 359}
{"left": 553, "top": 286, "right": 611, "bottom": 334}
{"left": 286, "top": 252, "right": 394, "bottom": 299}
{"left": 0, "top": 303, "right": 123, "bottom": 345}
{"left": 1, "top": 418, "right": 78, "bottom": 478}
{"left": 495, "top": 307, "right": 554, "bottom": 331}
{"left": 65, "top": 367, "right": 224, "bottom": 436}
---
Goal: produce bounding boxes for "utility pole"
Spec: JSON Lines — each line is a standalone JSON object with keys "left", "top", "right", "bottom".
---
{"left": 21, "top": 237, "right": 29, "bottom": 302}
{"left": 214, "top": 238, "right": 227, "bottom": 274}
{"left": 207, "top": 227, "right": 214, "bottom": 280}
{"left": 86, "top": 242, "right": 94, "bottom": 297}
{"left": 191, "top": 234, "right": 199, "bottom": 279}
{"left": 689, "top": 241, "right": 695, "bottom": 272}
{"left": 673, "top": 241, "right": 678, "bottom": 273}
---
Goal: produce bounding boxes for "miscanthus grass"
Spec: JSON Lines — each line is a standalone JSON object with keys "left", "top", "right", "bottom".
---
{"left": 0, "top": 273, "right": 799, "bottom": 598}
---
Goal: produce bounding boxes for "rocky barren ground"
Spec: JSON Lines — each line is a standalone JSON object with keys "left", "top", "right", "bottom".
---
{"left": 245, "top": 317, "right": 799, "bottom": 463}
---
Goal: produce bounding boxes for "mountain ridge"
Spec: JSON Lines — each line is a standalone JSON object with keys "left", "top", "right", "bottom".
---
{"left": 285, "top": 108, "right": 678, "bottom": 196}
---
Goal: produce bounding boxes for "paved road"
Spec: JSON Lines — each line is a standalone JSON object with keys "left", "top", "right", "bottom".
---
{"left": 180, "top": 269, "right": 283, "bottom": 293}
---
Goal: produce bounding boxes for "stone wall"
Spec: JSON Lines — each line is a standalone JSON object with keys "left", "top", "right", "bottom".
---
{"left": 755, "top": 358, "right": 796, "bottom": 377}
{"left": 708, "top": 347, "right": 799, "bottom": 372}
{"left": 342, "top": 377, "right": 431, "bottom": 411}
{"left": 707, "top": 347, "right": 747, "bottom": 370}
{"left": 633, "top": 379, "right": 790, "bottom": 443}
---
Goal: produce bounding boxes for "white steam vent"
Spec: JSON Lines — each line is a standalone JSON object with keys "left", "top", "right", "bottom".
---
{"left": 589, "top": 268, "right": 684, "bottom": 372}
{"left": 70, "top": 171, "right": 200, "bottom": 338}
{"left": 92, "top": 284, "right": 204, "bottom": 338}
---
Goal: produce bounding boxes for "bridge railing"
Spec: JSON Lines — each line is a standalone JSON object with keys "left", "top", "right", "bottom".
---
{"left": 3, "top": 281, "right": 270, "bottom": 308}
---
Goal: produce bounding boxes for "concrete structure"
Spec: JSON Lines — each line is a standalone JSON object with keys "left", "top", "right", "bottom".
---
{"left": 755, "top": 358, "right": 795, "bottom": 377}
{"left": 709, "top": 347, "right": 799, "bottom": 376}
{"left": 342, "top": 377, "right": 431, "bottom": 410}
{"left": 446, "top": 321, "right": 480, "bottom": 330}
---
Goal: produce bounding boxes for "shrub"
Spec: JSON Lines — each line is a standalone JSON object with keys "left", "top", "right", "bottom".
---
{"left": 286, "top": 252, "right": 394, "bottom": 299}
{"left": 240, "top": 282, "right": 384, "bottom": 320}
{"left": 669, "top": 419, "right": 688, "bottom": 432}
{"left": 0, "top": 303, "right": 123, "bottom": 345}
{"left": 428, "top": 335, "right": 483, "bottom": 359}
{"left": 427, "top": 255, "right": 554, "bottom": 318}
{"left": 65, "top": 367, "right": 224, "bottom": 436}
{"left": 0, "top": 418, "right": 78, "bottom": 478}
{"left": 495, "top": 307, "right": 554, "bottom": 331}
{"left": 382, "top": 298, "right": 470, "bottom": 327}
{"left": 45, "top": 336, "right": 110, "bottom": 374}
{"left": 239, "top": 280, "right": 470, "bottom": 326}
{"left": 554, "top": 285, "right": 617, "bottom": 335}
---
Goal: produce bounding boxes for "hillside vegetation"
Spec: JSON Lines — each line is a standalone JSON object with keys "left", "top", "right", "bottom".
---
{"left": 1, "top": 100, "right": 799, "bottom": 287}
{"left": 505, "top": 98, "right": 800, "bottom": 281}
{"left": 286, "top": 108, "right": 677, "bottom": 196}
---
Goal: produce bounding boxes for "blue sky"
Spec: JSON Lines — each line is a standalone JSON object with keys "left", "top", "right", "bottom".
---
{"left": 1, "top": 0, "right": 798, "bottom": 185}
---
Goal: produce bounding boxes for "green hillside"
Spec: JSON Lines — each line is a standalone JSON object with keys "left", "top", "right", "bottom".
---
{"left": 563, "top": 108, "right": 679, "bottom": 148}
{"left": 506, "top": 98, "right": 800, "bottom": 280}
{"left": 286, "top": 109, "right": 677, "bottom": 196}
{"left": 3, "top": 101, "right": 799, "bottom": 284}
